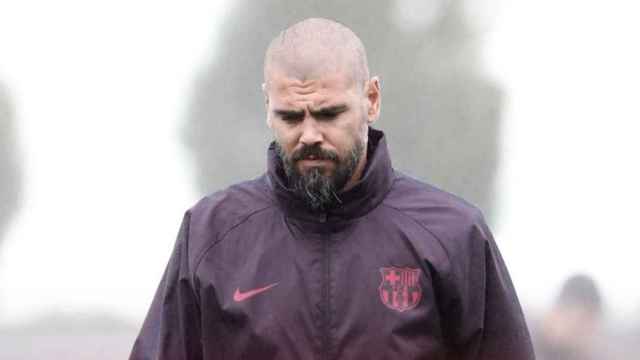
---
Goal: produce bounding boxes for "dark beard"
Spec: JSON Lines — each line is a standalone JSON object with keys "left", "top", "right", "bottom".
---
{"left": 276, "top": 141, "right": 363, "bottom": 212}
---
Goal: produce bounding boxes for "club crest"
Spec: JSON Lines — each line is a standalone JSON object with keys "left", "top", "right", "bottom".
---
{"left": 379, "top": 267, "right": 422, "bottom": 312}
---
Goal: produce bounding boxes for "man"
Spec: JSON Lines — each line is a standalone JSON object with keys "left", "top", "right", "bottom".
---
{"left": 535, "top": 274, "right": 604, "bottom": 360}
{"left": 130, "top": 18, "right": 534, "bottom": 359}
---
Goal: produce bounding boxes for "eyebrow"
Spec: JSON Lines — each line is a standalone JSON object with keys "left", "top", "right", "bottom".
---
{"left": 273, "top": 108, "right": 305, "bottom": 118}
{"left": 272, "top": 104, "right": 349, "bottom": 119}
{"left": 309, "top": 104, "right": 349, "bottom": 117}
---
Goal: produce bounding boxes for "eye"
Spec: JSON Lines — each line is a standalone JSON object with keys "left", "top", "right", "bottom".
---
{"left": 312, "top": 106, "right": 348, "bottom": 121}
{"left": 315, "top": 112, "right": 339, "bottom": 121}
{"left": 274, "top": 110, "right": 305, "bottom": 124}
{"left": 281, "top": 114, "right": 304, "bottom": 123}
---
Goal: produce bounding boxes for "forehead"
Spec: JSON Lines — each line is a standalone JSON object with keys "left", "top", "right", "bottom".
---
{"left": 267, "top": 70, "right": 359, "bottom": 108}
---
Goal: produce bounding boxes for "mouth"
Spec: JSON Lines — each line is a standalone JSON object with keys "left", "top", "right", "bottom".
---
{"left": 289, "top": 145, "right": 339, "bottom": 172}
{"left": 296, "top": 157, "right": 336, "bottom": 174}
{"left": 299, "top": 159, "right": 331, "bottom": 166}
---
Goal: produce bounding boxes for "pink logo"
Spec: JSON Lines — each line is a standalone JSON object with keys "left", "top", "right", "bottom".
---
{"left": 233, "top": 283, "right": 279, "bottom": 302}
{"left": 379, "top": 267, "right": 422, "bottom": 312}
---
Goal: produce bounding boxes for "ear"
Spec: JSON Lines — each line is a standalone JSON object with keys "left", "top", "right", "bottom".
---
{"left": 262, "top": 82, "right": 273, "bottom": 128}
{"left": 365, "top": 76, "right": 381, "bottom": 124}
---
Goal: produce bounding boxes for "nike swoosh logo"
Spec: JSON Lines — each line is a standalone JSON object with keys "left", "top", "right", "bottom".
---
{"left": 233, "top": 282, "right": 279, "bottom": 302}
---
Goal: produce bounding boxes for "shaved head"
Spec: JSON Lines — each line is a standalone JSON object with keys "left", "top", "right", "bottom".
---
{"left": 264, "top": 18, "right": 370, "bottom": 90}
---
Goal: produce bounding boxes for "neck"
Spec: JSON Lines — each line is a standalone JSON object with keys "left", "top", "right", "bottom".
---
{"left": 342, "top": 148, "right": 368, "bottom": 192}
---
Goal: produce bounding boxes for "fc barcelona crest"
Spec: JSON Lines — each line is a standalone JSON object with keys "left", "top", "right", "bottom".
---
{"left": 379, "top": 267, "right": 422, "bottom": 312}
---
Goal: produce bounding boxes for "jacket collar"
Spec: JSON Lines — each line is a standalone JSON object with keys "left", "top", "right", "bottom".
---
{"left": 266, "top": 127, "right": 394, "bottom": 224}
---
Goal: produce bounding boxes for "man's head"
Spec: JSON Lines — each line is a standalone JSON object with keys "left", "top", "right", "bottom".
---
{"left": 263, "top": 18, "right": 381, "bottom": 211}
{"left": 539, "top": 274, "right": 604, "bottom": 358}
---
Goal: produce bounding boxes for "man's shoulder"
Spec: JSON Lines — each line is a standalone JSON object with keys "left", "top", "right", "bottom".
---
{"left": 176, "top": 175, "right": 276, "bottom": 276}
{"left": 187, "top": 175, "right": 276, "bottom": 239}
{"left": 385, "top": 171, "right": 483, "bottom": 221}
{"left": 383, "top": 171, "right": 488, "bottom": 247}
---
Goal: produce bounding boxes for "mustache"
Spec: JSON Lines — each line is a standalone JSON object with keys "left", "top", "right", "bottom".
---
{"left": 290, "top": 144, "right": 339, "bottom": 162}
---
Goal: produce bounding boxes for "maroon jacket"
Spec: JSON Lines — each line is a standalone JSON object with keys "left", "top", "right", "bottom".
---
{"left": 130, "top": 128, "right": 534, "bottom": 360}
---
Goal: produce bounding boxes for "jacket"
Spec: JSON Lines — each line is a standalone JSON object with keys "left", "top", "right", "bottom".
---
{"left": 130, "top": 128, "right": 535, "bottom": 360}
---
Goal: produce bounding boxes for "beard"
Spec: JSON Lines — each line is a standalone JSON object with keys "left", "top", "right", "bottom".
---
{"left": 276, "top": 140, "right": 364, "bottom": 212}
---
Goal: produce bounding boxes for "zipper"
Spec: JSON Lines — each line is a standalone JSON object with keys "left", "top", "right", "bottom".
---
{"left": 322, "top": 230, "right": 332, "bottom": 360}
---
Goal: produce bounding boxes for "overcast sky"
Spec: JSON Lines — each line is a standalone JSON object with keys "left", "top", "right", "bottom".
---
{"left": 0, "top": 0, "right": 639, "bottom": 326}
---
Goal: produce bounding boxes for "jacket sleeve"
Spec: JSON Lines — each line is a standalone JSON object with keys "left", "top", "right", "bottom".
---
{"left": 129, "top": 212, "right": 203, "bottom": 360}
{"left": 440, "top": 212, "right": 535, "bottom": 360}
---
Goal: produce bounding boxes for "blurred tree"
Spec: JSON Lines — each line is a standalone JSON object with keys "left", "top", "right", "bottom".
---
{"left": 183, "top": 0, "right": 502, "bottom": 223}
{"left": 0, "top": 82, "right": 21, "bottom": 244}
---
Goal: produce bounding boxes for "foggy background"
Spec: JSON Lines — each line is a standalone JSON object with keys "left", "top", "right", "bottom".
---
{"left": 185, "top": 0, "right": 501, "bottom": 223}
{"left": 1, "top": 0, "right": 639, "bottom": 358}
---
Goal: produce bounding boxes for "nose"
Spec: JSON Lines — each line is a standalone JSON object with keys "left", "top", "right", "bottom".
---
{"left": 299, "top": 117, "right": 323, "bottom": 146}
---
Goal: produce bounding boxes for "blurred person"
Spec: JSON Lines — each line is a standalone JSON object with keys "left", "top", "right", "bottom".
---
{"left": 130, "top": 18, "right": 533, "bottom": 359}
{"left": 534, "top": 274, "right": 605, "bottom": 360}
{"left": 184, "top": 0, "right": 502, "bottom": 224}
